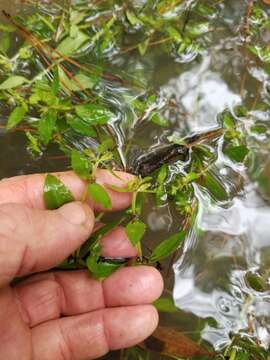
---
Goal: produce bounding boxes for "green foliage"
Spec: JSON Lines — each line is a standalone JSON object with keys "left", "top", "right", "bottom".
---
{"left": 44, "top": 174, "right": 74, "bottom": 209}
{"left": 6, "top": 106, "right": 27, "bottom": 130}
{"left": 0, "top": 75, "right": 28, "bottom": 89}
{"left": 38, "top": 109, "right": 57, "bottom": 145}
{"left": 86, "top": 244, "right": 122, "bottom": 279}
{"left": 75, "top": 104, "right": 113, "bottom": 125}
{"left": 150, "top": 231, "right": 186, "bottom": 263}
{"left": 224, "top": 145, "right": 249, "bottom": 163}
{"left": 87, "top": 183, "right": 112, "bottom": 209}
{"left": 71, "top": 149, "right": 91, "bottom": 180}
{"left": 125, "top": 220, "right": 146, "bottom": 246}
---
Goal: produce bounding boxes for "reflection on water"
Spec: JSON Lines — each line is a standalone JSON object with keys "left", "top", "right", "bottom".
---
{"left": 162, "top": 56, "right": 241, "bottom": 131}
{"left": 174, "top": 183, "right": 270, "bottom": 350}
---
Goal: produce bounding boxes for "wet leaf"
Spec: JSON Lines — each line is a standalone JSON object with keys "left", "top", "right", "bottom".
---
{"left": 125, "top": 220, "right": 146, "bottom": 246}
{"left": 6, "top": 106, "right": 27, "bottom": 130}
{"left": 44, "top": 174, "right": 74, "bottom": 210}
{"left": 0, "top": 75, "right": 28, "bottom": 90}
{"left": 71, "top": 149, "right": 91, "bottom": 180}
{"left": 87, "top": 255, "right": 121, "bottom": 279}
{"left": 56, "top": 30, "right": 89, "bottom": 56}
{"left": 67, "top": 117, "right": 97, "bottom": 137}
{"left": 202, "top": 172, "right": 228, "bottom": 202}
{"left": 223, "top": 112, "right": 235, "bottom": 129}
{"left": 245, "top": 271, "right": 268, "bottom": 292}
{"left": 26, "top": 131, "right": 41, "bottom": 155}
{"left": 150, "top": 112, "right": 169, "bottom": 127}
{"left": 150, "top": 231, "right": 185, "bottom": 262}
{"left": 126, "top": 10, "right": 141, "bottom": 26}
{"left": 38, "top": 109, "right": 57, "bottom": 145}
{"left": 51, "top": 67, "right": 60, "bottom": 96}
{"left": 75, "top": 104, "right": 113, "bottom": 125}
{"left": 157, "top": 165, "right": 168, "bottom": 184}
{"left": 86, "top": 241, "right": 122, "bottom": 279}
{"left": 224, "top": 145, "right": 249, "bottom": 163}
{"left": 166, "top": 26, "right": 182, "bottom": 42}
{"left": 87, "top": 183, "right": 112, "bottom": 209}
{"left": 98, "top": 138, "right": 114, "bottom": 154}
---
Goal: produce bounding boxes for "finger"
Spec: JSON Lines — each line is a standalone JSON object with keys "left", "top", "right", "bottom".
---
{"left": 0, "top": 169, "right": 133, "bottom": 211}
{"left": 100, "top": 226, "right": 137, "bottom": 258}
{"left": 32, "top": 305, "right": 159, "bottom": 360}
{"left": 0, "top": 202, "right": 94, "bottom": 286}
{"left": 14, "top": 266, "right": 163, "bottom": 327}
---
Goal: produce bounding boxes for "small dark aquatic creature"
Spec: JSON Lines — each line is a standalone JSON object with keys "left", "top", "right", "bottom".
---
{"left": 132, "top": 127, "right": 223, "bottom": 177}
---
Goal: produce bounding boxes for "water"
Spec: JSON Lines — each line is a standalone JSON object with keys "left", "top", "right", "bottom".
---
{"left": 0, "top": 1, "right": 269, "bottom": 359}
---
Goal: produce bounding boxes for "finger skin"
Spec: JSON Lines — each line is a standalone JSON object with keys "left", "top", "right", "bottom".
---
{"left": 0, "top": 202, "right": 94, "bottom": 286}
{"left": 101, "top": 226, "right": 137, "bottom": 257}
{"left": 14, "top": 267, "right": 164, "bottom": 327}
{"left": 0, "top": 169, "right": 134, "bottom": 211}
{"left": 32, "top": 305, "right": 159, "bottom": 360}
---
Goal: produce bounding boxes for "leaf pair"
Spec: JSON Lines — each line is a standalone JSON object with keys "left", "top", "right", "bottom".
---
{"left": 44, "top": 173, "right": 112, "bottom": 210}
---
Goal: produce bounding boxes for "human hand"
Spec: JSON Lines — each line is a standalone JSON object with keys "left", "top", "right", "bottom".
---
{"left": 0, "top": 170, "right": 163, "bottom": 359}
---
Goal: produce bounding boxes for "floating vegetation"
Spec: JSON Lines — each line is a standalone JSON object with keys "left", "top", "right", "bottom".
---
{"left": 0, "top": 1, "right": 270, "bottom": 359}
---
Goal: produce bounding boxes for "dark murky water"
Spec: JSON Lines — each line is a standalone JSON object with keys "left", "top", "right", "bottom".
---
{"left": 0, "top": 1, "right": 269, "bottom": 359}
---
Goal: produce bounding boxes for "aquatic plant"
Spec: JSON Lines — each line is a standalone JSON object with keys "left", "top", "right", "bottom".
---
{"left": 0, "top": 1, "right": 269, "bottom": 359}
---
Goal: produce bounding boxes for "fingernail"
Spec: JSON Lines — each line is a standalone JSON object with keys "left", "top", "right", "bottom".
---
{"left": 59, "top": 202, "right": 87, "bottom": 225}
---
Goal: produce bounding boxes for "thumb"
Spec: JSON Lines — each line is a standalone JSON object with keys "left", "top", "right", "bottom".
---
{"left": 0, "top": 202, "right": 94, "bottom": 287}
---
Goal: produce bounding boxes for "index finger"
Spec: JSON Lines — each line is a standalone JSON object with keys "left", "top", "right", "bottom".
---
{"left": 0, "top": 169, "right": 134, "bottom": 211}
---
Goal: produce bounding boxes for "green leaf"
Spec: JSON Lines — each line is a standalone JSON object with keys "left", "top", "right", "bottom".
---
{"left": 0, "top": 23, "right": 16, "bottom": 32}
{"left": 150, "top": 112, "right": 169, "bottom": 127}
{"left": 87, "top": 256, "right": 121, "bottom": 279}
{"left": 202, "top": 172, "right": 228, "bottom": 201}
{"left": 26, "top": 131, "right": 41, "bottom": 155}
{"left": 224, "top": 145, "right": 249, "bottom": 163}
{"left": 67, "top": 117, "right": 97, "bottom": 137}
{"left": 125, "top": 220, "right": 146, "bottom": 246}
{"left": 0, "top": 32, "right": 10, "bottom": 54}
{"left": 245, "top": 271, "right": 268, "bottom": 292}
{"left": 223, "top": 113, "right": 235, "bottom": 129}
{"left": 56, "top": 30, "right": 89, "bottom": 56}
{"left": 157, "top": 165, "right": 168, "bottom": 184}
{"left": 75, "top": 103, "right": 113, "bottom": 125}
{"left": 98, "top": 138, "right": 114, "bottom": 154}
{"left": 166, "top": 26, "right": 182, "bottom": 42}
{"left": 51, "top": 67, "right": 60, "bottom": 96}
{"left": 71, "top": 149, "right": 91, "bottom": 180}
{"left": 44, "top": 174, "right": 74, "bottom": 210}
{"left": 38, "top": 109, "right": 57, "bottom": 145}
{"left": 134, "top": 192, "right": 144, "bottom": 216}
{"left": 154, "top": 297, "right": 178, "bottom": 313}
{"left": 6, "top": 106, "right": 27, "bottom": 130}
{"left": 87, "top": 183, "right": 112, "bottom": 209}
{"left": 0, "top": 75, "right": 28, "bottom": 90}
{"left": 250, "top": 124, "right": 267, "bottom": 134}
{"left": 126, "top": 10, "right": 142, "bottom": 26}
{"left": 150, "top": 231, "right": 185, "bottom": 262}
